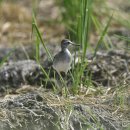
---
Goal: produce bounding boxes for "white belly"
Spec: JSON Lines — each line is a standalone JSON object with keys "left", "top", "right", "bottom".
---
{"left": 53, "top": 61, "right": 71, "bottom": 74}
{"left": 52, "top": 49, "right": 72, "bottom": 74}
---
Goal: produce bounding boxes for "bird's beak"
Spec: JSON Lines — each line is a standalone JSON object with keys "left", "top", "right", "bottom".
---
{"left": 70, "top": 42, "right": 80, "bottom": 46}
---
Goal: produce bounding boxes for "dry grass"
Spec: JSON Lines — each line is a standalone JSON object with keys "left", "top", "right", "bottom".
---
{"left": 0, "top": 86, "right": 129, "bottom": 129}
{"left": 0, "top": 0, "right": 64, "bottom": 47}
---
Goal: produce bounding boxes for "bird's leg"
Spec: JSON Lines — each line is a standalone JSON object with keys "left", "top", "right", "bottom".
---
{"left": 53, "top": 71, "right": 64, "bottom": 88}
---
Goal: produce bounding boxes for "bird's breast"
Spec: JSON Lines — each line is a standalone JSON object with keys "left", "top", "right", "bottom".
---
{"left": 52, "top": 49, "right": 72, "bottom": 73}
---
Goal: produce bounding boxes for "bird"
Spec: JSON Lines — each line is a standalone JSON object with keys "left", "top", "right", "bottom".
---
{"left": 52, "top": 39, "right": 79, "bottom": 75}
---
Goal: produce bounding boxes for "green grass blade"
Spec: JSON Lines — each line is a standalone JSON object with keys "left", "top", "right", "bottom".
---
{"left": 0, "top": 49, "right": 14, "bottom": 67}
{"left": 93, "top": 13, "right": 113, "bottom": 58}
{"left": 32, "top": 14, "right": 53, "bottom": 61}
{"left": 35, "top": 34, "right": 40, "bottom": 62}
{"left": 92, "top": 15, "right": 113, "bottom": 49}
{"left": 114, "top": 35, "right": 130, "bottom": 42}
{"left": 77, "top": 0, "right": 93, "bottom": 61}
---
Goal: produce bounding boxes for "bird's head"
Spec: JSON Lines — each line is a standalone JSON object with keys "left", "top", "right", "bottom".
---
{"left": 61, "top": 39, "right": 80, "bottom": 50}
{"left": 61, "top": 39, "right": 72, "bottom": 49}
